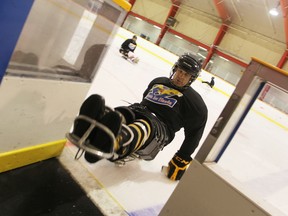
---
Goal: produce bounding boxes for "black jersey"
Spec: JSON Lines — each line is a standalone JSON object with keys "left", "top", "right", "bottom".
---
{"left": 140, "top": 77, "right": 207, "bottom": 156}
{"left": 121, "top": 39, "right": 137, "bottom": 52}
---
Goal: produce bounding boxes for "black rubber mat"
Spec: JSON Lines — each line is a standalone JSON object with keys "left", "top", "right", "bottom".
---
{"left": 0, "top": 158, "right": 104, "bottom": 216}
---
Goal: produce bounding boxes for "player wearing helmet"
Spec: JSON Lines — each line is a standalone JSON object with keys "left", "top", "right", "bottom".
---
{"left": 119, "top": 35, "right": 137, "bottom": 57}
{"left": 67, "top": 53, "right": 207, "bottom": 181}
{"left": 202, "top": 76, "right": 215, "bottom": 88}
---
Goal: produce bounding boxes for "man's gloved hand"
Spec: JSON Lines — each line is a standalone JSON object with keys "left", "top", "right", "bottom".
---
{"left": 166, "top": 152, "right": 192, "bottom": 181}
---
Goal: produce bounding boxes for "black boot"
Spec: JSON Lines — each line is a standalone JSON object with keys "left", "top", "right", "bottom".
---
{"left": 83, "top": 111, "right": 123, "bottom": 163}
{"left": 72, "top": 94, "right": 105, "bottom": 139}
{"left": 66, "top": 94, "right": 106, "bottom": 162}
{"left": 114, "top": 106, "right": 135, "bottom": 125}
{"left": 85, "top": 112, "right": 135, "bottom": 163}
{"left": 89, "top": 111, "right": 123, "bottom": 154}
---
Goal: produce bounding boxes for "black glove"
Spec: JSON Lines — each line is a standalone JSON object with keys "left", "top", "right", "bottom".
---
{"left": 166, "top": 152, "right": 192, "bottom": 181}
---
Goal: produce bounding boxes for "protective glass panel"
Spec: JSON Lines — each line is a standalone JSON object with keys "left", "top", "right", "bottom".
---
{"left": 6, "top": 0, "right": 121, "bottom": 82}
{"left": 216, "top": 83, "right": 288, "bottom": 215}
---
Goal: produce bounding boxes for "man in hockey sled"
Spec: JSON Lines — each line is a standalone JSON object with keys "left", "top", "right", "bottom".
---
{"left": 67, "top": 53, "right": 208, "bottom": 181}
{"left": 202, "top": 76, "right": 215, "bottom": 88}
{"left": 119, "top": 35, "right": 139, "bottom": 63}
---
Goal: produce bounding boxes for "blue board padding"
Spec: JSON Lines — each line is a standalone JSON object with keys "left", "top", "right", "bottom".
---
{"left": 215, "top": 81, "right": 266, "bottom": 162}
{"left": 0, "top": 0, "right": 34, "bottom": 83}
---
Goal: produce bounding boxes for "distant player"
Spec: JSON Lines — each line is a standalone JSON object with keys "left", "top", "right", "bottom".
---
{"left": 202, "top": 77, "right": 215, "bottom": 88}
{"left": 119, "top": 35, "right": 139, "bottom": 63}
{"left": 67, "top": 53, "right": 207, "bottom": 181}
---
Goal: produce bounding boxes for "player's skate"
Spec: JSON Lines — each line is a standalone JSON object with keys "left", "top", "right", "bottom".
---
{"left": 131, "top": 57, "right": 139, "bottom": 64}
{"left": 119, "top": 48, "right": 125, "bottom": 55}
{"left": 114, "top": 152, "right": 140, "bottom": 167}
{"left": 119, "top": 48, "right": 128, "bottom": 60}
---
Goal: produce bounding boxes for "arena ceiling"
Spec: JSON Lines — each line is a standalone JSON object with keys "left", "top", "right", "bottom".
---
{"left": 171, "top": 0, "right": 288, "bottom": 47}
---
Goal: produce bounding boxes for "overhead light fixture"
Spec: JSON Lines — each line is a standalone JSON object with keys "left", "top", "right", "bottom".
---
{"left": 174, "top": 35, "right": 183, "bottom": 39}
{"left": 219, "top": 56, "right": 229, "bottom": 61}
{"left": 197, "top": 53, "right": 206, "bottom": 59}
{"left": 153, "top": 25, "right": 161, "bottom": 29}
{"left": 135, "top": 17, "right": 142, "bottom": 21}
{"left": 269, "top": 1, "right": 280, "bottom": 16}
{"left": 269, "top": 8, "right": 279, "bottom": 16}
{"left": 198, "top": 46, "right": 207, "bottom": 51}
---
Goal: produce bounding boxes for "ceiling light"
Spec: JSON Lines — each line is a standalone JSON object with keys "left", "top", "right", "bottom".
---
{"left": 153, "top": 25, "right": 161, "bottom": 29}
{"left": 197, "top": 53, "right": 206, "bottom": 59}
{"left": 269, "top": 1, "right": 280, "bottom": 16}
{"left": 220, "top": 56, "right": 229, "bottom": 61}
{"left": 174, "top": 35, "right": 183, "bottom": 39}
{"left": 269, "top": 8, "right": 279, "bottom": 16}
{"left": 198, "top": 46, "right": 207, "bottom": 51}
{"left": 135, "top": 17, "right": 142, "bottom": 21}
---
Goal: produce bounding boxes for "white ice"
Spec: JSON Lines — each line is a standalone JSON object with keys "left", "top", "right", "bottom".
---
{"left": 66, "top": 28, "right": 288, "bottom": 216}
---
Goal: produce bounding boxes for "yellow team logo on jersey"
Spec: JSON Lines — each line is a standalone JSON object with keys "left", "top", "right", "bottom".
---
{"left": 144, "top": 84, "right": 183, "bottom": 108}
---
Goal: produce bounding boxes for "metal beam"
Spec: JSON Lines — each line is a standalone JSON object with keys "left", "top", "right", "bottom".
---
{"left": 202, "top": 24, "right": 229, "bottom": 68}
{"left": 278, "top": 0, "right": 288, "bottom": 69}
{"left": 212, "top": 0, "right": 231, "bottom": 24}
{"left": 277, "top": 49, "right": 288, "bottom": 68}
{"left": 214, "top": 49, "right": 248, "bottom": 68}
{"left": 120, "top": 0, "right": 136, "bottom": 26}
{"left": 128, "top": 11, "right": 160, "bottom": 27}
{"left": 280, "top": 0, "right": 288, "bottom": 49}
{"left": 168, "top": 28, "right": 209, "bottom": 49}
{"left": 201, "top": 1, "right": 231, "bottom": 69}
{"left": 155, "top": 0, "right": 181, "bottom": 45}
